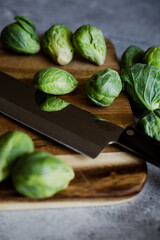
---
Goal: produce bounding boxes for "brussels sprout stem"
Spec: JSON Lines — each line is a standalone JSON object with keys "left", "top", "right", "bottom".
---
{"left": 57, "top": 50, "right": 72, "bottom": 65}
{"left": 95, "top": 56, "right": 105, "bottom": 66}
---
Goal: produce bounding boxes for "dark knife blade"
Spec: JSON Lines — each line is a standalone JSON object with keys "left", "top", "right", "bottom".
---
{"left": 0, "top": 71, "right": 123, "bottom": 158}
{"left": 0, "top": 71, "right": 160, "bottom": 166}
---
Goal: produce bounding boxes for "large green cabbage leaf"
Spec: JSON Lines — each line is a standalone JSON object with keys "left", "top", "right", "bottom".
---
{"left": 121, "top": 63, "right": 160, "bottom": 115}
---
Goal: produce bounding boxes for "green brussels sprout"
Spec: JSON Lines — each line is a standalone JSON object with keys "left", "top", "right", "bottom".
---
{"left": 137, "top": 110, "right": 160, "bottom": 141}
{"left": 120, "top": 45, "right": 144, "bottom": 72}
{"left": 121, "top": 63, "right": 160, "bottom": 116}
{"left": 41, "top": 24, "right": 74, "bottom": 65}
{"left": 35, "top": 90, "right": 69, "bottom": 111}
{"left": 73, "top": 24, "right": 107, "bottom": 66}
{"left": 86, "top": 68, "right": 122, "bottom": 106}
{"left": 1, "top": 16, "right": 40, "bottom": 54}
{"left": 33, "top": 67, "right": 78, "bottom": 95}
{"left": 0, "top": 130, "right": 34, "bottom": 182}
{"left": 12, "top": 151, "right": 75, "bottom": 199}
{"left": 144, "top": 46, "right": 160, "bottom": 70}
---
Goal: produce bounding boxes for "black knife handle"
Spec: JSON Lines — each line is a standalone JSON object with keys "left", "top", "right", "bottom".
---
{"left": 117, "top": 126, "right": 160, "bottom": 167}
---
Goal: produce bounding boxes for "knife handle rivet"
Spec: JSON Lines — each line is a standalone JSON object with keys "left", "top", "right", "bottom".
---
{"left": 126, "top": 129, "right": 135, "bottom": 136}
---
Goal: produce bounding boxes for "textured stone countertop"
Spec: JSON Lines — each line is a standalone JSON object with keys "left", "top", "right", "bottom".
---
{"left": 0, "top": 0, "right": 160, "bottom": 239}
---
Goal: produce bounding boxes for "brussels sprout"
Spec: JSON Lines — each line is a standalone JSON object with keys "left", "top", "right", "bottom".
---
{"left": 41, "top": 24, "right": 74, "bottom": 65}
{"left": 1, "top": 16, "right": 40, "bottom": 54}
{"left": 12, "top": 152, "right": 75, "bottom": 199}
{"left": 33, "top": 67, "right": 78, "bottom": 95}
{"left": 0, "top": 131, "right": 34, "bottom": 182}
{"left": 120, "top": 45, "right": 144, "bottom": 72}
{"left": 137, "top": 110, "right": 160, "bottom": 141}
{"left": 86, "top": 68, "right": 122, "bottom": 106}
{"left": 73, "top": 24, "right": 106, "bottom": 66}
{"left": 144, "top": 46, "right": 160, "bottom": 70}
{"left": 35, "top": 90, "right": 69, "bottom": 111}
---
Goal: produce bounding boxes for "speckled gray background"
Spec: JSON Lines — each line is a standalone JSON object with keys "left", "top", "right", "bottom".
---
{"left": 0, "top": 0, "right": 160, "bottom": 239}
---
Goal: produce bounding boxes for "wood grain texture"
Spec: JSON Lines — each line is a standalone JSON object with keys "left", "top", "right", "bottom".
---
{"left": 0, "top": 153, "right": 147, "bottom": 210}
{"left": 0, "top": 39, "right": 147, "bottom": 210}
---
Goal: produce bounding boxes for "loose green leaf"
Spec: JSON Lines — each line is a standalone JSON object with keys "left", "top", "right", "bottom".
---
{"left": 120, "top": 45, "right": 144, "bottom": 72}
{"left": 121, "top": 63, "right": 160, "bottom": 115}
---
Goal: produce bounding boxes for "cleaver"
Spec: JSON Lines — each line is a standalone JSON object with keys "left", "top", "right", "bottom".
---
{"left": 0, "top": 71, "right": 160, "bottom": 167}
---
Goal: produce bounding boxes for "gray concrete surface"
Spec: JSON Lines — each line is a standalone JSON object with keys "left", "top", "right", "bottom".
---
{"left": 0, "top": 0, "right": 160, "bottom": 239}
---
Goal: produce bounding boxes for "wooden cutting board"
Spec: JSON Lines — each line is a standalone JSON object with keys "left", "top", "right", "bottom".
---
{"left": 0, "top": 39, "right": 147, "bottom": 210}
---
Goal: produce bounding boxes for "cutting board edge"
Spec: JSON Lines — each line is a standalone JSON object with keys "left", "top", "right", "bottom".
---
{"left": 0, "top": 193, "right": 143, "bottom": 211}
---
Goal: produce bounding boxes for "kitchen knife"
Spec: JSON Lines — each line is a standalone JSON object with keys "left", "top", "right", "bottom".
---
{"left": 0, "top": 70, "right": 160, "bottom": 167}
